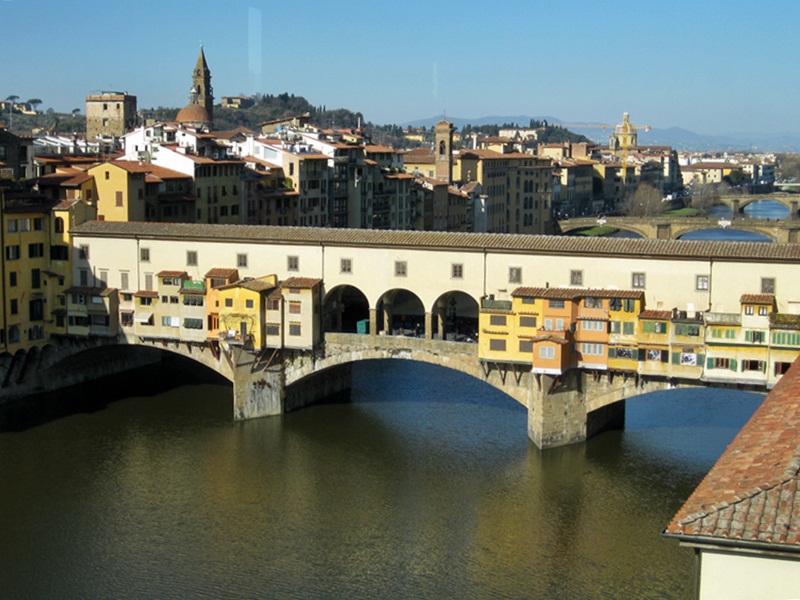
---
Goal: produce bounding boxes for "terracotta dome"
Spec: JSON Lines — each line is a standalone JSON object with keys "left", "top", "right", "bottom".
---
{"left": 176, "top": 103, "right": 211, "bottom": 125}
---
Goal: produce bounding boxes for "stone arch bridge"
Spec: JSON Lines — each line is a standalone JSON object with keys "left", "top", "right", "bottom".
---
{"left": 557, "top": 216, "right": 800, "bottom": 242}
{"left": 1, "top": 330, "right": 719, "bottom": 449}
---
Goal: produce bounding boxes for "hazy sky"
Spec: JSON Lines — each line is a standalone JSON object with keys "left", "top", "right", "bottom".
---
{"left": 2, "top": 0, "right": 798, "bottom": 135}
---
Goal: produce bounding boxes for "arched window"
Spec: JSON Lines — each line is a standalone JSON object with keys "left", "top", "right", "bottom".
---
{"left": 438, "top": 140, "right": 446, "bottom": 158}
{"left": 54, "top": 217, "right": 64, "bottom": 233}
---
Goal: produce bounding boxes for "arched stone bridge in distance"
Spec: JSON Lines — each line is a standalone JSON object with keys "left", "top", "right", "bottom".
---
{"left": 557, "top": 215, "right": 800, "bottom": 243}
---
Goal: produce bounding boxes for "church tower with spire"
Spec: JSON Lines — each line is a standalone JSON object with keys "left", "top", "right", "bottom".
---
{"left": 193, "top": 45, "right": 214, "bottom": 121}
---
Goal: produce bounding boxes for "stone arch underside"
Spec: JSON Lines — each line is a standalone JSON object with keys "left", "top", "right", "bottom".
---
{"left": 284, "top": 341, "right": 531, "bottom": 408}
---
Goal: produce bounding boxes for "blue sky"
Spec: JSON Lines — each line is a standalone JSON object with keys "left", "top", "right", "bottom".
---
{"left": 2, "top": 0, "right": 798, "bottom": 135}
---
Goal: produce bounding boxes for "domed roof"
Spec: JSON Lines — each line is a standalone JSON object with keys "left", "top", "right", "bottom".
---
{"left": 176, "top": 103, "right": 211, "bottom": 125}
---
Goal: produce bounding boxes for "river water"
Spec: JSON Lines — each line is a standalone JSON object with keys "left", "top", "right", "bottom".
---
{"left": 0, "top": 357, "right": 762, "bottom": 599}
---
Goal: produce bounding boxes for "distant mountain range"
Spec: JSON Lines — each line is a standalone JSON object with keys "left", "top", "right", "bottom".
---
{"left": 403, "top": 115, "right": 800, "bottom": 153}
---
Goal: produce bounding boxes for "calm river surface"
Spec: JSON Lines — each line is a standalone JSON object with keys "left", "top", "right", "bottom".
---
{"left": 0, "top": 358, "right": 762, "bottom": 599}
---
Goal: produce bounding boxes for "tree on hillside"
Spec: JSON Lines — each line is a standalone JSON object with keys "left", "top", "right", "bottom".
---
{"left": 621, "top": 183, "right": 665, "bottom": 217}
{"left": 27, "top": 98, "right": 42, "bottom": 112}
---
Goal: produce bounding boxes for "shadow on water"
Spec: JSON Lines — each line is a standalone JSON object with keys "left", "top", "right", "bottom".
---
{"left": 0, "top": 354, "right": 230, "bottom": 433}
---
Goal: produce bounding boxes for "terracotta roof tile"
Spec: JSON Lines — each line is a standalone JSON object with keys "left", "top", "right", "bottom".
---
{"left": 512, "top": 287, "right": 643, "bottom": 300}
{"left": 665, "top": 357, "right": 800, "bottom": 548}
{"left": 205, "top": 267, "right": 238, "bottom": 279}
{"left": 157, "top": 270, "right": 187, "bottom": 278}
{"left": 741, "top": 294, "right": 775, "bottom": 304}
{"left": 70, "top": 221, "right": 800, "bottom": 264}
{"left": 639, "top": 310, "right": 672, "bottom": 320}
{"left": 282, "top": 277, "right": 322, "bottom": 289}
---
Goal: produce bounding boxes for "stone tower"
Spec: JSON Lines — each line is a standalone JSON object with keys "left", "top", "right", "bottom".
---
{"left": 434, "top": 120, "right": 455, "bottom": 183}
{"left": 193, "top": 46, "right": 214, "bottom": 122}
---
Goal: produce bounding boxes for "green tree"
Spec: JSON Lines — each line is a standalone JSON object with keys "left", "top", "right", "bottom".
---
{"left": 27, "top": 98, "right": 42, "bottom": 112}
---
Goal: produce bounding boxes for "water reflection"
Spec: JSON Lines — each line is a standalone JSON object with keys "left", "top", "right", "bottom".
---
{"left": 0, "top": 358, "right": 762, "bottom": 599}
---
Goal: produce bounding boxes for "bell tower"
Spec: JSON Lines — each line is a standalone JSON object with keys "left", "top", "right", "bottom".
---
{"left": 434, "top": 120, "right": 455, "bottom": 183}
{"left": 193, "top": 45, "right": 214, "bottom": 121}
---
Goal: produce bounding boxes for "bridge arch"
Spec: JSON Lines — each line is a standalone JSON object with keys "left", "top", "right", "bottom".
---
{"left": 431, "top": 290, "right": 479, "bottom": 341}
{"left": 674, "top": 227, "right": 776, "bottom": 242}
{"left": 322, "top": 284, "right": 370, "bottom": 333}
{"left": 376, "top": 288, "right": 425, "bottom": 335}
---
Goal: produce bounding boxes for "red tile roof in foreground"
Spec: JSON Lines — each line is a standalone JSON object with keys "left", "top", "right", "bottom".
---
{"left": 664, "top": 357, "right": 800, "bottom": 548}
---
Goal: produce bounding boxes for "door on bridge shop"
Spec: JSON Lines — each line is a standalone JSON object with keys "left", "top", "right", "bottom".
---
{"left": 241, "top": 322, "right": 247, "bottom": 340}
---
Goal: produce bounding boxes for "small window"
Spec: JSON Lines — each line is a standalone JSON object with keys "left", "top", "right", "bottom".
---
{"left": 761, "top": 278, "right": 775, "bottom": 294}
{"left": 549, "top": 299, "right": 564, "bottom": 309}
{"left": 489, "top": 339, "right": 506, "bottom": 352}
{"left": 758, "top": 306, "right": 768, "bottom": 316}
{"left": 745, "top": 305, "right": 754, "bottom": 316}
{"left": 519, "top": 316, "right": 537, "bottom": 328}
{"left": 340, "top": 258, "right": 352, "bottom": 273}
{"left": 489, "top": 315, "right": 507, "bottom": 327}
{"left": 570, "top": 270, "right": 583, "bottom": 286}
{"left": 696, "top": 275, "right": 709, "bottom": 291}
{"left": 289, "top": 302, "right": 301, "bottom": 314}
{"left": 288, "top": 255, "right": 299, "bottom": 271}
{"left": 539, "top": 346, "right": 555, "bottom": 359}
{"left": 395, "top": 261, "right": 407, "bottom": 277}
{"left": 140, "top": 247, "right": 150, "bottom": 262}
{"left": 451, "top": 263, "right": 463, "bottom": 279}
{"left": 225, "top": 298, "right": 233, "bottom": 308}
{"left": 9, "top": 271, "right": 17, "bottom": 287}
{"left": 245, "top": 299, "right": 254, "bottom": 309}
{"left": 509, "top": 267, "right": 522, "bottom": 284}
{"left": 237, "top": 253, "right": 248, "bottom": 268}
{"left": 289, "top": 323, "right": 301, "bottom": 336}
{"left": 267, "top": 298, "right": 280, "bottom": 311}
{"left": 120, "top": 271, "right": 129, "bottom": 290}
{"left": 519, "top": 340, "right": 533, "bottom": 353}
{"left": 632, "top": 272, "right": 645, "bottom": 289}
{"left": 187, "top": 251, "right": 198, "bottom": 266}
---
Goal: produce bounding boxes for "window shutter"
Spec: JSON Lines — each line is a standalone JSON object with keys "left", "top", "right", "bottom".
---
{"left": 672, "top": 352, "right": 681, "bottom": 365}
{"left": 608, "top": 347, "right": 616, "bottom": 358}
{"left": 706, "top": 356, "right": 714, "bottom": 369}
{"left": 730, "top": 359, "right": 737, "bottom": 372}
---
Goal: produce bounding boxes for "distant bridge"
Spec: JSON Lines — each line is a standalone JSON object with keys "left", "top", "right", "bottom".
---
{"left": 713, "top": 192, "right": 800, "bottom": 214}
{"left": 557, "top": 215, "right": 800, "bottom": 242}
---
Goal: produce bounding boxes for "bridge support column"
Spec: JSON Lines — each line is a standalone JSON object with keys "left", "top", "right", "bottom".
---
{"left": 369, "top": 308, "right": 378, "bottom": 337}
{"left": 233, "top": 354, "right": 284, "bottom": 420}
{"left": 529, "top": 371, "right": 588, "bottom": 448}
{"left": 424, "top": 312, "right": 433, "bottom": 340}
{"left": 528, "top": 370, "right": 627, "bottom": 449}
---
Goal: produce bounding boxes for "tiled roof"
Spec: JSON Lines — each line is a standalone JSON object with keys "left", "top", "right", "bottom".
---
{"left": 205, "top": 267, "right": 238, "bottom": 279}
{"left": 218, "top": 278, "right": 274, "bottom": 292}
{"left": 69, "top": 221, "right": 800, "bottom": 263}
{"left": 512, "top": 287, "right": 644, "bottom": 300}
{"left": 639, "top": 310, "right": 673, "bottom": 320}
{"left": 741, "top": 294, "right": 775, "bottom": 304}
{"left": 157, "top": 270, "right": 187, "bottom": 278}
{"left": 664, "top": 358, "right": 800, "bottom": 549}
{"left": 282, "top": 277, "right": 322, "bottom": 289}
{"left": 134, "top": 290, "right": 158, "bottom": 298}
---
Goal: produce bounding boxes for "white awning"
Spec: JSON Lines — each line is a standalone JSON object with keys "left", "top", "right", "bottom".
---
{"left": 135, "top": 312, "right": 153, "bottom": 323}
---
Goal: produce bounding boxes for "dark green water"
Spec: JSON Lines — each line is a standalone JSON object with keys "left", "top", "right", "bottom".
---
{"left": 0, "top": 358, "right": 762, "bottom": 599}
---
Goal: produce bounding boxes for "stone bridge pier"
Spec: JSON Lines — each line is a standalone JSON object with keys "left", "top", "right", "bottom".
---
{"left": 230, "top": 334, "right": 685, "bottom": 449}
